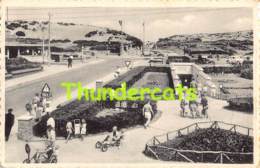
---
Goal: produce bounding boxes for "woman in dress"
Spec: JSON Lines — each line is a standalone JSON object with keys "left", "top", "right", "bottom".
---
{"left": 80, "top": 119, "right": 87, "bottom": 140}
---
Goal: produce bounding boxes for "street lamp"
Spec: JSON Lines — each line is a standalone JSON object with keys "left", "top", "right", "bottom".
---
{"left": 219, "top": 84, "right": 223, "bottom": 99}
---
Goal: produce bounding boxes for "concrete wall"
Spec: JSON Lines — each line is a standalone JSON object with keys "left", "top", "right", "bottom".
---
{"left": 170, "top": 63, "right": 217, "bottom": 97}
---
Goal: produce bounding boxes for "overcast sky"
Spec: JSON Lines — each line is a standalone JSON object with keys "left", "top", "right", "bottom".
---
{"left": 7, "top": 7, "right": 252, "bottom": 42}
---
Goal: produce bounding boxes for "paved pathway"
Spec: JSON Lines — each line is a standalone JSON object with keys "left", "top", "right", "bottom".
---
{"left": 5, "top": 97, "right": 253, "bottom": 163}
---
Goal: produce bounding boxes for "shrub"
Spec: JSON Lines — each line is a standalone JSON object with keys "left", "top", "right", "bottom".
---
{"left": 21, "top": 25, "right": 28, "bottom": 30}
{"left": 227, "top": 97, "right": 253, "bottom": 112}
{"left": 16, "top": 31, "right": 26, "bottom": 37}
{"left": 6, "top": 22, "right": 21, "bottom": 30}
{"left": 5, "top": 57, "right": 42, "bottom": 72}
{"left": 85, "top": 31, "right": 98, "bottom": 38}
{"left": 240, "top": 67, "right": 253, "bottom": 79}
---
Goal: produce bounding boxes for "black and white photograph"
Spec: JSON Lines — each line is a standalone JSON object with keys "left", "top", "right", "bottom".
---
{"left": 2, "top": 3, "right": 256, "bottom": 166}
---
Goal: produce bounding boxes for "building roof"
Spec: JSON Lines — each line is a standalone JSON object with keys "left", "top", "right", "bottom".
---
{"left": 5, "top": 41, "right": 46, "bottom": 47}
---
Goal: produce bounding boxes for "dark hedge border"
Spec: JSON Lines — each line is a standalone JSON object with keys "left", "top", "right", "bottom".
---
{"left": 33, "top": 66, "right": 172, "bottom": 137}
{"left": 202, "top": 66, "right": 241, "bottom": 74}
{"left": 104, "top": 66, "right": 174, "bottom": 89}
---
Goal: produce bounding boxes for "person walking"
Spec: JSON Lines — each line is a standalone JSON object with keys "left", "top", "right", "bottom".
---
{"left": 180, "top": 99, "right": 186, "bottom": 117}
{"left": 80, "top": 119, "right": 87, "bottom": 138}
{"left": 32, "top": 93, "right": 40, "bottom": 118}
{"left": 5, "top": 108, "right": 15, "bottom": 141}
{"left": 201, "top": 94, "right": 209, "bottom": 118}
{"left": 46, "top": 125, "right": 56, "bottom": 146}
{"left": 25, "top": 102, "right": 33, "bottom": 116}
{"left": 65, "top": 121, "right": 73, "bottom": 143}
{"left": 189, "top": 100, "right": 198, "bottom": 118}
{"left": 68, "top": 55, "right": 73, "bottom": 68}
{"left": 142, "top": 101, "right": 154, "bottom": 128}
{"left": 47, "top": 113, "right": 55, "bottom": 129}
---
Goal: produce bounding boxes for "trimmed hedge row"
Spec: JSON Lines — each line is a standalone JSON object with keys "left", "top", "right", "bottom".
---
{"left": 105, "top": 66, "right": 174, "bottom": 89}
{"left": 6, "top": 57, "right": 42, "bottom": 73}
{"left": 203, "top": 66, "right": 241, "bottom": 74}
{"left": 227, "top": 97, "right": 253, "bottom": 112}
{"left": 33, "top": 66, "right": 172, "bottom": 137}
{"left": 33, "top": 100, "right": 157, "bottom": 137}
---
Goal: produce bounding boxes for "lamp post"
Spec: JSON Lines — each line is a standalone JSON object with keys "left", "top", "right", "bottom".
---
{"left": 219, "top": 84, "right": 223, "bottom": 99}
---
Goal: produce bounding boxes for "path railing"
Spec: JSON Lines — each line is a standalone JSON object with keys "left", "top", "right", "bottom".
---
{"left": 145, "top": 121, "right": 253, "bottom": 163}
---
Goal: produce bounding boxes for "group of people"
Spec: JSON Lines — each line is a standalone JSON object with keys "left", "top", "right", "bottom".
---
{"left": 65, "top": 119, "right": 87, "bottom": 143}
{"left": 26, "top": 93, "right": 48, "bottom": 120}
{"left": 180, "top": 93, "right": 208, "bottom": 118}
{"left": 45, "top": 114, "right": 88, "bottom": 144}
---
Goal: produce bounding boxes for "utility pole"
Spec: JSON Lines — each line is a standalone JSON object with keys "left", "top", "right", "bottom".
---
{"left": 6, "top": 7, "right": 8, "bottom": 22}
{"left": 48, "top": 12, "right": 51, "bottom": 65}
{"left": 119, "top": 20, "right": 123, "bottom": 56}
{"left": 41, "top": 23, "right": 45, "bottom": 64}
{"left": 142, "top": 21, "right": 145, "bottom": 56}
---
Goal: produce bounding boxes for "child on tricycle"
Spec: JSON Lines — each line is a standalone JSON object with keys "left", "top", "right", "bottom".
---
{"left": 95, "top": 126, "right": 124, "bottom": 152}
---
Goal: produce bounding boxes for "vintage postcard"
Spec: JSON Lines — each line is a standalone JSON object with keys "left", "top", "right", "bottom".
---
{"left": 0, "top": 0, "right": 259, "bottom": 167}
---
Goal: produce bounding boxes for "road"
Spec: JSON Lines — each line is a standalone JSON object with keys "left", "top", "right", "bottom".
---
{"left": 5, "top": 57, "right": 129, "bottom": 116}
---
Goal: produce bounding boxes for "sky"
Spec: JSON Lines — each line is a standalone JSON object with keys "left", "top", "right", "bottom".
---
{"left": 7, "top": 7, "right": 253, "bottom": 42}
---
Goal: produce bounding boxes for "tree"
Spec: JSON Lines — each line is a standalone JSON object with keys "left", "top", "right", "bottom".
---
{"left": 16, "top": 31, "right": 26, "bottom": 37}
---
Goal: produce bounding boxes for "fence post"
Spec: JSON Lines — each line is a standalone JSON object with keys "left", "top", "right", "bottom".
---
{"left": 166, "top": 133, "right": 169, "bottom": 141}
{"left": 220, "top": 152, "right": 223, "bottom": 163}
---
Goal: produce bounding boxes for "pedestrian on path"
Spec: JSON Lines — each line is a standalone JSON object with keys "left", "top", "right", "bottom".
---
{"left": 180, "top": 98, "right": 188, "bottom": 117}
{"left": 40, "top": 96, "right": 47, "bottom": 113}
{"left": 189, "top": 100, "right": 199, "bottom": 118}
{"left": 47, "top": 113, "right": 55, "bottom": 129}
{"left": 142, "top": 101, "right": 154, "bottom": 128}
{"left": 46, "top": 125, "right": 56, "bottom": 146}
{"left": 25, "top": 102, "right": 33, "bottom": 116}
{"left": 68, "top": 56, "right": 73, "bottom": 68}
{"left": 5, "top": 108, "right": 15, "bottom": 141}
{"left": 201, "top": 94, "right": 209, "bottom": 118}
{"left": 32, "top": 93, "right": 40, "bottom": 117}
{"left": 80, "top": 119, "right": 87, "bottom": 137}
{"left": 65, "top": 121, "right": 73, "bottom": 143}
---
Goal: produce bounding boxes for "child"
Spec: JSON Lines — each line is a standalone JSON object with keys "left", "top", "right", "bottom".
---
{"left": 80, "top": 119, "right": 87, "bottom": 140}
{"left": 65, "top": 121, "right": 73, "bottom": 143}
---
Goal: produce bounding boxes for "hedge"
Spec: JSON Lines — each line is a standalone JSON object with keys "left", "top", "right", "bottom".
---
{"left": 33, "top": 66, "right": 173, "bottom": 137}
{"left": 105, "top": 66, "right": 174, "bottom": 89}
{"left": 6, "top": 57, "right": 42, "bottom": 73}
{"left": 33, "top": 100, "right": 157, "bottom": 137}
{"left": 203, "top": 65, "right": 241, "bottom": 74}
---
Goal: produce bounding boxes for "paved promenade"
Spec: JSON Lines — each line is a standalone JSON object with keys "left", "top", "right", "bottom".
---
{"left": 5, "top": 98, "right": 253, "bottom": 163}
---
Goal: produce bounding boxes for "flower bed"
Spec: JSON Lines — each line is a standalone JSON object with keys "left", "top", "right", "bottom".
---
{"left": 144, "top": 121, "right": 253, "bottom": 163}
